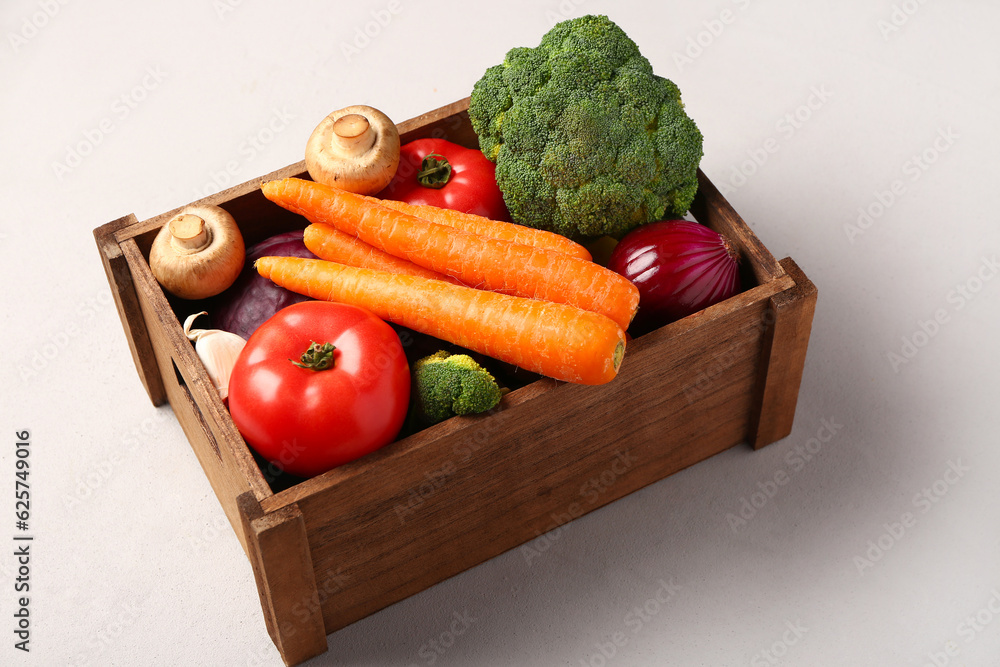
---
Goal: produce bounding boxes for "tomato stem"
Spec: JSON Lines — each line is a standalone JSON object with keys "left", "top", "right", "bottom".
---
{"left": 416, "top": 152, "right": 452, "bottom": 189}
{"left": 292, "top": 341, "right": 337, "bottom": 371}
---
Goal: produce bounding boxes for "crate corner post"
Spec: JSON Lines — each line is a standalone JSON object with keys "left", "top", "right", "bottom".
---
{"left": 93, "top": 214, "right": 168, "bottom": 406}
{"left": 237, "top": 492, "right": 328, "bottom": 666}
{"left": 748, "top": 257, "right": 818, "bottom": 449}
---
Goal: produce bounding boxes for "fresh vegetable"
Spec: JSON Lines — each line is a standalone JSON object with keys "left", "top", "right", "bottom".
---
{"left": 303, "top": 222, "right": 461, "bottom": 284}
{"left": 376, "top": 138, "right": 510, "bottom": 221}
{"left": 412, "top": 350, "right": 504, "bottom": 425}
{"left": 468, "top": 14, "right": 704, "bottom": 240}
{"left": 149, "top": 205, "right": 245, "bottom": 300}
{"left": 254, "top": 257, "right": 627, "bottom": 385}
{"left": 182, "top": 312, "right": 246, "bottom": 402}
{"left": 227, "top": 300, "right": 410, "bottom": 478}
{"left": 607, "top": 220, "right": 741, "bottom": 330}
{"left": 362, "top": 196, "right": 592, "bottom": 261}
{"left": 261, "top": 178, "right": 639, "bottom": 330}
{"left": 213, "top": 230, "right": 318, "bottom": 340}
{"left": 305, "top": 105, "right": 400, "bottom": 195}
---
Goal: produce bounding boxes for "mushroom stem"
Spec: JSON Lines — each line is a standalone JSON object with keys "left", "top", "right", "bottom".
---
{"left": 169, "top": 214, "right": 212, "bottom": 253}
{"left": 332, "top": 114, "right": 377, "bottom": 156}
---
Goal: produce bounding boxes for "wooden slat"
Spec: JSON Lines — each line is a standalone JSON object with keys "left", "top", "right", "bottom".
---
{"left": 748, "top": 257, "right": 818, "bottom": 448}
{"left": 276, "top": 282, "right": 783, "bottom": 634}
{"left": 94, "top": 215, "right": 168, "bottom": 406}
{"left": 120, "top": 238, "right": 273, "bottom": 552}
{"left": 238, "top": 493, "right": 327, "bottom": 666}
{"left": 114, "top": 162, "right": 312, "bottom": 252}
{"left": 693, "top": 169, "right": 784, "bottom": 286}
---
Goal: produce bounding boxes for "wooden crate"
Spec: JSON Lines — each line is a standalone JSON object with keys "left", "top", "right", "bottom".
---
{"left": 93, "top": 98, "right": 816, "bottom": 666}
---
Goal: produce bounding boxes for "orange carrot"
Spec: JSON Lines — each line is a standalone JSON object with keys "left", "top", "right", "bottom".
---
{"left": 364, "top": 196, "right": 592, "bottom": 261}
{"left": 302, "top": 222, "right": 461, "bottom": 285}
{"left": 262, "top": 178, "right": 639, "bottom": 330}
{"left": 255, "top": 256, "right": 626, "bottom": 385}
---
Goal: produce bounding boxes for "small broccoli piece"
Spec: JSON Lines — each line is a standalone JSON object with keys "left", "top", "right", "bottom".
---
{"left": 469, "top": 15, "right": 703, "bottom": 240}
{"left": 412, "top": 351, "right": 504, "bottom": 424}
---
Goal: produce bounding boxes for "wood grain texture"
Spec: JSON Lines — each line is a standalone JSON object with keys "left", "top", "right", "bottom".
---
{"left": 238, "top": 493, "right": 327, "bottom": 666}
{"left": 94, "top": 215, "right": 167, "bottom": 406}
{"left": 272, "top": 281, "right": 788, "bottom": 634}
{"left": 748, "top": 257, "right": 818, "bottom": 449}
{"left": 121, "top": 238, "right": 272, "bottom": 553}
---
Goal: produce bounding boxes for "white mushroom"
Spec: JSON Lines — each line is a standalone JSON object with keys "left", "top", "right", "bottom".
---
{"left": 149, "top": 204, "right": 245, "bottom": 300}
{"left": 305, "top": 105, "right": 400, "bottom": 195}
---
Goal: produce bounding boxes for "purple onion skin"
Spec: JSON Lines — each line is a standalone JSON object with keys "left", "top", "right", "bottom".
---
{"left": 608, "top": 220, "right": 741, "bottom": 331}
{"left": 212, "top": 230, "right": 318, "bottom": 340}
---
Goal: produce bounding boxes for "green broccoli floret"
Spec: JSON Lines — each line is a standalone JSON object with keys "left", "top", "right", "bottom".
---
{"left": 469, "top": 15, "right": 703, "bottom": 240}
{"left": 412, "top": 351, "right": 504, "bottom": 424}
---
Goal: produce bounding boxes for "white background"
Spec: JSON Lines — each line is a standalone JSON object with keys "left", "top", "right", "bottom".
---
{"left": 2, "top": 0, "right": 998, "bottom": 665}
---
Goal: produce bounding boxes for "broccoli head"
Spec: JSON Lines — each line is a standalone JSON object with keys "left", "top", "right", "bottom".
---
{"left": 469, "top": 15, "right": 703, "bottom": 240}
{"left": 412, "top": 351, "right": 504, "bottom": 425}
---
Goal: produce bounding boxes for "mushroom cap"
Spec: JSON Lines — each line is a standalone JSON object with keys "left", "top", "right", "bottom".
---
{"left": 149, "top": 204, "right": 245, "bottom": 300}
{"left": 305, "top": 105, "right": 400, "bottom": 195}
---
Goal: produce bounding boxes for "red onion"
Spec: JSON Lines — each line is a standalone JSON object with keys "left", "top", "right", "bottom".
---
{"left": 211, "top": 230, "right": 318, "bottom": 339}
{"left": 607, "top": 220, "right": 741, "bottom": 330}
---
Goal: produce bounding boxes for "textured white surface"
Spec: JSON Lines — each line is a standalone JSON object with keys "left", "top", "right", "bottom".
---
{"left": 2, "top": 1, "right": 999, "bottom": 665}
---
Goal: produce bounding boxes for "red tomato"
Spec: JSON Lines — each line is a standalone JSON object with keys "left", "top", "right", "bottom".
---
{"left": 228, "top": 301, "right": 410, "bottom": 478}
{"left": 376, "top": 138, "right": 511, "bottom": 221}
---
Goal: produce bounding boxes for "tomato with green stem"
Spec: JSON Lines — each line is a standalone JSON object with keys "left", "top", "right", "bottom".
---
{"left": 376, "top": 138, "right": 510, "bottom": 221}
{"left": 228, "top": 300, "right": 410, "bottom": 478}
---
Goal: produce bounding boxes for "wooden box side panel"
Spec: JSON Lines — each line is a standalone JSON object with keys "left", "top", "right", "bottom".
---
{"left": 291, "top": 288, "right": 778, "bottom": 633}
{"left": 120, "top": 238, "right": 273, "bottom": 552}
{"left": 94, "top": 216, "right": 168, "bottom": 406}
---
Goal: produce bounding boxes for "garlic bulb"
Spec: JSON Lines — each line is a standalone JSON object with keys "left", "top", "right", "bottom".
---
{"left": 183, "top": 312, "right": 247, "bottom": 401}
